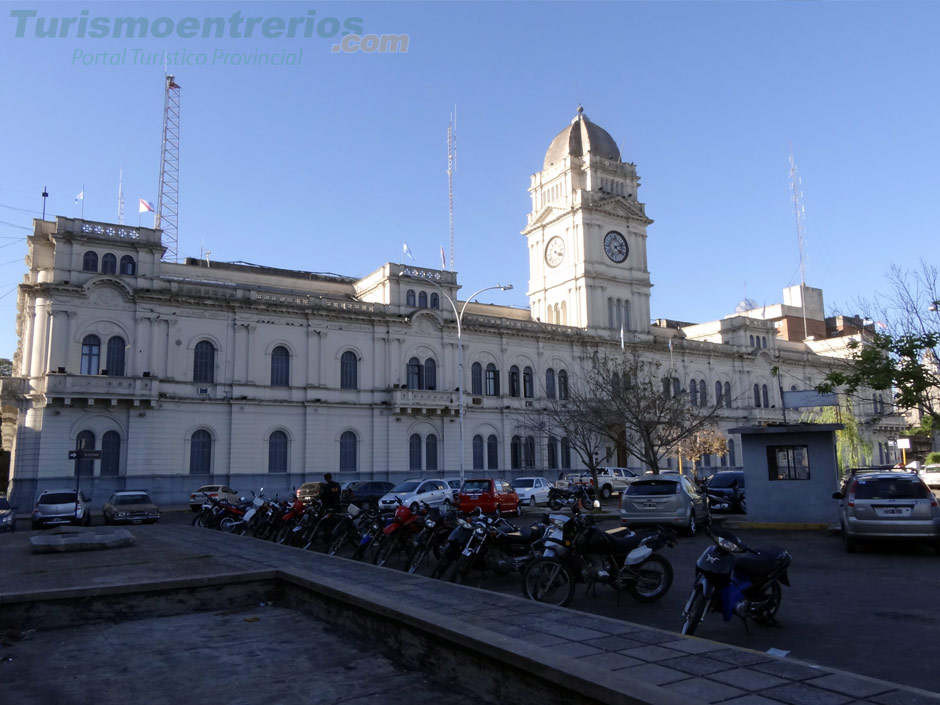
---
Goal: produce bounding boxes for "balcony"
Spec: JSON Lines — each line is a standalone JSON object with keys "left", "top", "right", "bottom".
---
{"left": 390, "top": 388, "right": 459, "bottom": 416}
{"left": 41, "top": 373, "right": 158, "bottom": 405}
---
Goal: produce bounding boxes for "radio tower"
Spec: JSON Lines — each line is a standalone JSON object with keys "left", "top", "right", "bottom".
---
{"left": 788, "top": 146, "right": 809, "bottom": 340}
{"left": 156, "top": 74, "right": 181, "bottom": 262}
{"left": 447, "top": 107, "right": 457, "bottom": 271}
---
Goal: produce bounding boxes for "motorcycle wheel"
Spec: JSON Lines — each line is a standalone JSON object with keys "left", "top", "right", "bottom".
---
{"left": 351, "top": 537, "right": 371, "bottom": 561}
{"left": 522, "top": 558, "right": 575, "bottom": 607}
{"left": 753, "top": 581, "right": 783, "bottom": 624}
{"left": 192, "top": 512, "right": 208, "bottom": 528}
{"left": 451, "top": 554, "right": 473, "bottom": 585}
{"left": 625, "top": 554, "right": 673, "bottom": 602}
{"left": 681, "top": 586, "right": 707, "bottom": 636}
{"left": 218, "top": 516, "right": 240, "bottom": 533}
{"left": 406, "top": 544, "right": 428, "bottom": 574}
{"left": 549, "top": 499, "right": 563, "bottom": 511}
{"left": 274, "top": 525, "right": 293, "bottom": 545}
{"left": 374, "top": 535, "right": 398, "bottom": 567}
{"left": 430, "top": 546, "right": 455, "bottom": 580}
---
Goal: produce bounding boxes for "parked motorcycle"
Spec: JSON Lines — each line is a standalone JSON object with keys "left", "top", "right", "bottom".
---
{"left": 521, "top": 507, "right": 676, "bottom": 607}
{"left": 326, "top": 503, "right": 365, "bottom": 556}
{"left": 373, "top": 498, "right": 425, "bottom": 567}
{"left": 404, "top": 505, "right": 459, "bottom": 574}
{"left": 680, "top": 508, "right": 791, "bottom": 636}
{"left": 548, "top": 484, "right": 594, "bottom": 511}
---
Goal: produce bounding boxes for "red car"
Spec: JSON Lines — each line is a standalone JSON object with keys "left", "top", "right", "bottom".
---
{"left": 457, "top": 478, "right": 520, "bottom": 515}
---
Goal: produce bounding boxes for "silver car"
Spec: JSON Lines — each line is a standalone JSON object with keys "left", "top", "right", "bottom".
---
{"left": 511, "top": 477, "right": 552, "bottom": 507}
{"left": 378, "top": 478, "right": 452, "bottom": 513}
{"left": 31, "top": 489, "right": 92, "bottom": 529}
{"left": 833, "top": 471, "right": 940, "bottom": 553}
{"left": 619, "top": 475, "right": 706, "bottom": 535}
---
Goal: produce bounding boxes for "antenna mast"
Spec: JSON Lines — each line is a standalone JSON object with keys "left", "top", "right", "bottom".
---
{"left": 156, "top": 74, "right": 181, "bottom": 261}
{"left": 447, "top": 106, "right": 457, "bottom": 271}
{"left": 788, "top": 146, "right": 809, "bottom": 340}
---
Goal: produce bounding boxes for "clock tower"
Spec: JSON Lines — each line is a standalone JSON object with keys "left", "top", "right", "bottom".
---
{"left": 523, "top": 108, "right": 652, "bottom": 336}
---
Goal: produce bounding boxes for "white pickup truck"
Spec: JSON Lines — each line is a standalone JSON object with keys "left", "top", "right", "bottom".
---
{"left": 575, "top": 467, "right": 640, "bottom": 499}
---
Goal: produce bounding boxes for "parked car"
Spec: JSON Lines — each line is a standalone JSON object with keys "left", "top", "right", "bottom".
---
{"left": 919, "top": 464, "right": 940, "bottom": 492}
{"left": 342, "top": 481, "right": 394, "bottom": 510}
{"left": 833, "top": 471, "right": 940, "bottom": 553}
{"left": 102, "top": 491, "right": 161, "bottom": 525}
{"left": 457, "top": 478, "right": 520, "bottom": 515}
{"left": 189, "top": 485, "right": 239, "bottom": 511}
{"left": 0, "top": 497, "right": 16, "bottom": 533}
{"left": 704, "top": 470, "right": 746, "bottom": 513}
{"left": 31, "top": 489, "right": 92, "bottom": 529}
{"left": 574, "top": 468, "right": 639, "bottom": 499}
{"left": 296, "top": 482, "right": 322, "bottom": 503}
{"left": 511, "top": 477, "right": 552, "bottom": 507}
{"left": 619, "top": 475, "right": 706, "bottom": 535}
{"left": 378, "top": 479, "right": 452, "bottom": 513}
{"left": 443, "top": 478, "right": 464, "bottom": 501}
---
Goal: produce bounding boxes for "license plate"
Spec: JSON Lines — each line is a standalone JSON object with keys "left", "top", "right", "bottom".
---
{"left": 642, "top": 502, "right": 657, "bottom": 510}
{"left": 131, "top": 519, "right": 142, "bottom": 524}
{"left": 876, "top": 506, "right": 912, "bottom": 517}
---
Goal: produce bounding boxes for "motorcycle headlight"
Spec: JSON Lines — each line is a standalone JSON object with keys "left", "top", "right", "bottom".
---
{"left": 474, "top": 526, "right": 485, "bottom": 536}
{"left": 0, "top": 514, "right": 12, "bottom": 524}
{"left": 426, "top": 519, "right": 436, "bottom": 528}
{"left": 716, "top": 536, "right": 745, "bottom": 553}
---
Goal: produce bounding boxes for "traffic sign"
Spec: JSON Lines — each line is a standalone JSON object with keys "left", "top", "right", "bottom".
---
{"left": 68, "top": 449, "right": 102, "bottom": 460}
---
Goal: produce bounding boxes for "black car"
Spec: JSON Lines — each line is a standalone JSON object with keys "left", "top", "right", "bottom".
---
{"left": 342, "top": 481, "right": 394, "bottom": 510}
{"left": 704, "top": 470, "right": 746, "bottom": 513}
{"left": 0, "top": 497, "right": 16, "bottom": 533}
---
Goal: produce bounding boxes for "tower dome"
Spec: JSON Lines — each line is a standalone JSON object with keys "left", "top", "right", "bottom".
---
{"left": 543, "top": 106, "right": 621, "bottom": 170}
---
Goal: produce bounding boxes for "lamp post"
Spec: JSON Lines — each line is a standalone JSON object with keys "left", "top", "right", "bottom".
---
{"left": 398, "top": 271, "right": 512, "bottom": 482}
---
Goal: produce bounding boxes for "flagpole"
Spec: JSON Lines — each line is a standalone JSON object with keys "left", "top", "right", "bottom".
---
{"left": 81, "top": 183, "right": 84, "bottom": 220}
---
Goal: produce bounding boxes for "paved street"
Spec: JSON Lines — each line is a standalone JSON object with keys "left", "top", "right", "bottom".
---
{"left": 160, "top": 508, "right": 940, "bottom": 694}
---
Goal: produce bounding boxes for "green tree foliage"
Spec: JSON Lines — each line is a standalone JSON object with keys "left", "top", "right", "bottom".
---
{"left": 801, "top": 400, "right": 871, "bottom": 472}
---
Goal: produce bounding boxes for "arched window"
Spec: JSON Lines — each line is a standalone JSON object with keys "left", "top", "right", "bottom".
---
{"left": 471, "top": 362, "right": 483, "bottom": 395}
{"left": 472, "top": 435, "right": 484, "bottom": 470}
{"left": 690, "top": 379, "right": 699, "bottom": 406}
{"left": 546, "top": 368, "right": 556, "bottom": 399}
{"left": 409, "top": 434, "right": 422, "bottom": 470}
{"left": 340, "top": 351, "right": 358, "bottom": 390}
{"left": 509, "top": 365, "right": 520, "bottom": 397}
{"left": 762, "top": 384, "right": 770, "bottom": 408}
{"left": 558, "top": 370, "right": 569, "bottom": 400}
{"left": 715, "top": 381, "right": 723, "bottom": 407}
{"left": 426, "top": 434, "right": 438, "bottom": 470}
{"left": 703, "top": 454, "right": 712, "bottom": 467}
{"left": 749, "top": 335, "right": 755, "bottom": 347}
{"left": 424, "top": 358, "right": 436, "bottom": 390}
{"left": 753, "top": 384, "right": 761, "bottom": 407}
{"left": 406, "top": 357, "right": 423, "bottom": 389}
{"left": 523, "top": 366, "right": 534, "bottom": 398}
{"left": 430, "top": 293, "right": 440, "bottom": 309}
{"left": 762, "top": 336, "right": 768, "bottom": 348}
{"left": 339, "top": 431, "right": 357, "bottom": 472}
{"left": 271, "top": 346, "right": 290, "bottom": 387}
{"left": 418, "top": 291, "right": 428, "bottom": 308}
{"left": 268, "top": 430, "right": 288, "bottom": 473}
{"left": 510, "top": 436, "right": 522, "bottom": 470}
{"left": 547, "top": 436, "right": 558, "bottom": 469}
{"left": 524, "top": 436, "right": 536, "bottom": 468}
{"left": 190, "top": 430, "right": 212, "bottom": 474}
{"left": 485, "top": 363, "right": 499, "bottom": 396}
{"left": 119, "top": 255, "right": 136, "bottom": 275}
{"left": 76, "top": 431, "right": 96, "bottom": 477}
{"left": 724, "top": 382, "right": 732, "bottom": 408}
{"left": 728, "top": 439, "right": 736, "bottom": 466}
{"left": 106, "top": 336, "right": 125, "bottom": 376}
{"left": 193, "top": 341, "right": 215, "bottom": 383}
{"left": 406, "top": 289, "right": 416, "bottom": 307}
{"left": 82, "top": 251, "right": 98, "bottom": 272}
{"left": 561, "top": 437, "right": 571, "bottom": 469}
{"left": 101, "top": 253, "right": 117, "bottom": 274}
{"left": 101, "top": 430, "right": 120, "bottom": 476}
{"left": 80, "top": 335, "right": 101, "bottom": 375}
{"left": 699, "top": 380, "right": 707, "bottom": 407}
{"left": 487, "top": 435, "right": 499, "bottom": 469}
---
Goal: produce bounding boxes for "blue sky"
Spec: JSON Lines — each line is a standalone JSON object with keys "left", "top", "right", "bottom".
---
{"left": 1, "top": 1, "right": 937, "bottom": 359}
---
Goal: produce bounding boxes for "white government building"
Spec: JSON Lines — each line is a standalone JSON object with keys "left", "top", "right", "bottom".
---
{"left": 1, "top": 109, "right": 904, "bottom": 507}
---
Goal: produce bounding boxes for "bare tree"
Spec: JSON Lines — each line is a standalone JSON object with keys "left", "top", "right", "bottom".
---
{"left": 677, "top": 426, "right": 729, "bottom": 481}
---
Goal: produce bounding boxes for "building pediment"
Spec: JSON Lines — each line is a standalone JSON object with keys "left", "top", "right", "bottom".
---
{"left": 584, "top": 197, "right": 652, "bottom": 224}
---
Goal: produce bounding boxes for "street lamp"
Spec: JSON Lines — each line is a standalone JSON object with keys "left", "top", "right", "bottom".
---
{"left": 398, "top": 270, "right": 512, "bottom": 482}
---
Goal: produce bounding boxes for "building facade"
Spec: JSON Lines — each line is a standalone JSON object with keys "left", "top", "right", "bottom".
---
{"left": 0, "top": 110, "right": 905, "bottom": 507}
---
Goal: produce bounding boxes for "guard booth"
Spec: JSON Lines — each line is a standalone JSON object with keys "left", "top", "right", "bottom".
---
{"left": 729, "top": 423, "right": 843, "bottom": 526}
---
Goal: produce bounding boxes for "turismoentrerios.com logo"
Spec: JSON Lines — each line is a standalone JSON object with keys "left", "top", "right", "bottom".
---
{"left": 8, "top": 9, "right": 409, "bottom": 53}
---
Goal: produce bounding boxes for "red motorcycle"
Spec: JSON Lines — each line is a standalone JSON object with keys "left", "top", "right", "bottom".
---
{"left": 373, "top": 498, "right": 426, "bottom": 567}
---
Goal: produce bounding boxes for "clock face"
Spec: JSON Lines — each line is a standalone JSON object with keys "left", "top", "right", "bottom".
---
{"left": 545, "top": 237, "right": 565, "bottom": 267}
{"left": 604, "top": 231, "right": 628, "bottom": 263}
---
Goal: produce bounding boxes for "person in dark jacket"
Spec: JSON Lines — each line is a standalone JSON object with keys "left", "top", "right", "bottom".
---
{"left": 321, "top": 473, "right": 342, "bottom": 509}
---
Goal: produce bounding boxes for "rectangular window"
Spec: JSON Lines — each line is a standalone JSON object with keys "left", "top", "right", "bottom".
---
{"left": 767, "top": 445, "right": 810, "bottom": 481}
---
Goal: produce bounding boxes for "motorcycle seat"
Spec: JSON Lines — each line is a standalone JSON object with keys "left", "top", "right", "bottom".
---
{"left": 600, "top": 529, "right": 644, "bottom": 553}
{"left": 736, "top": 546, "right": 789, "bottom": 578}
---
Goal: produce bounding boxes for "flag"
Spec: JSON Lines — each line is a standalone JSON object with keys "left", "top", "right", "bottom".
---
{"left": 139, "top": 198, "right": 154, "bottom": 213}
{"left": 620, "top": 323, "right": 625, "bottom": 350}
{"left": 440, "top": 246, "right": 446, "bottom": 270}
{"left": 74, "top": 190, "right": 83, "bottom": 204}
{"left": 403, "top": 241, "right": 414, "bottom": 260}
{"left": 876, "top": 321, "right": 887, "bottom": 329}
{"left": 668, "top": 338, "right": 673, "bottom": 352}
